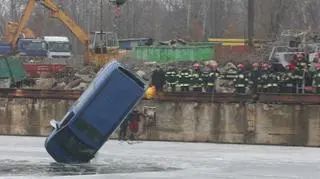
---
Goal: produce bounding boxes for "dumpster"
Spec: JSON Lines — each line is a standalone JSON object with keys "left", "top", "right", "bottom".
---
{"left": 0, "top": 56, "right": 26, "bottom": 88}
{"left": 133, "top": 45, "right": 215, "bottom": 62}
{"left": 23, "top": 63, "right": 66, "bottom": 78}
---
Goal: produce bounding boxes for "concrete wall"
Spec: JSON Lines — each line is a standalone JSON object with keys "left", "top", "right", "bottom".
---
{"left": 0, "top": 97, "right": 319, "bottom": 147}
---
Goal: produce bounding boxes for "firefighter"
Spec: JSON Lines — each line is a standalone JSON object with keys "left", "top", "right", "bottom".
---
{"left": 267, "top": 71, "right": 281, "bottom": 93}
{"left": 260, "top": 63, "right": 271, "bottom": 93}
{"left": 165, "top": 66, "right": 179, "bottom": 92}
{"left": 293, "top": 63, "right": 305, "bottom": 94}
{"left": 201, "top": 64, "right": 212, "bottom": 92}
{"left": 233, "top": 64, "right": 249, "bottom": 94}
{"left": 202, "top": 63, "right": 219, "bottom": 92}
{"left": 151, "top": 65, "right": 166, "bottom": 92}
{"left": 223, "top": 63, "right": 238, "bottom": 80}
{"left": 281, "top": 64, "right": 296, "bottom": 93}
{"left": 178, "top": 68, "right": 192, "bottom": 92}
{"left": 296, "top": 53, "right": 309, "bottom": 70}
{"left": 208, "top": 63, "right": 220, "bottom": 92}
{"left": 313, "top": 63, "right": 320, "bottom": 94}
{"left": 249, "top": 62, "right": 261, "bottom": 94}
{"left": 191, "top": 63, "right": 203, "bottom": 92}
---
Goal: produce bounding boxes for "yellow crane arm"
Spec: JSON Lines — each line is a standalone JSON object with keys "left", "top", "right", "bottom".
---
{"left": 39, "top": 0, "right": 90, "bottom": 46}
{"left": 12, "top": 0, "right": 37, "bottom": 48}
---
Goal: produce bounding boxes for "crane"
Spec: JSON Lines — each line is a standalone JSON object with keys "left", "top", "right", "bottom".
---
{"left": 12, "top": 0, "right": 127, "bottom": 66}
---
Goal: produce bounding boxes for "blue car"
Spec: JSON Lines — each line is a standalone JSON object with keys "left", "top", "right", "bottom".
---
{"left": 45, "top": 60, "right": 147, "bottom": 164}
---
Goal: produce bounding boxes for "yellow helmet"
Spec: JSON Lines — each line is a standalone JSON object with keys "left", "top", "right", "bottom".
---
{"left": 145, "top": 86, "right": 156, "bottom": 99}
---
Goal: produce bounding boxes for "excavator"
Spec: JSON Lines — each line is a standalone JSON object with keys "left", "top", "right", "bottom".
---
{"left": 11, "top": 0, "right": 127, "bottom": 67}
{"left": 2, "top": 21, "right": 36, "bottom": 42}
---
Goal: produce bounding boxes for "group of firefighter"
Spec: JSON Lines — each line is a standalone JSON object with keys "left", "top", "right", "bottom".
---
{"left": 156, "top": 53, "right": 320, "bottom": 94}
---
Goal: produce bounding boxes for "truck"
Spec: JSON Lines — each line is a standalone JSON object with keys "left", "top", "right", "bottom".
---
{"left": 18, "top": 38, "right": 48, "bottom": 58}
{"left": 0, "top": 36, "right": 72, "bottom": 60}
{"left": 43, "top": 36, "right": 72, "bottom": 59}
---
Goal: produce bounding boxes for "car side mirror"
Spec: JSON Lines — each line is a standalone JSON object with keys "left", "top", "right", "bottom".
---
{"left": 50, "top": 120, "right": 59, "bottom": 129}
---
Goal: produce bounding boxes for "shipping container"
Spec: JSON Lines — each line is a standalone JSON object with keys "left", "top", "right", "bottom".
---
{"left": 133, "top": 45, "right": 215, "bottom": 62}
{"left": 0, "top": 56, "right": 26, "bottom": 87}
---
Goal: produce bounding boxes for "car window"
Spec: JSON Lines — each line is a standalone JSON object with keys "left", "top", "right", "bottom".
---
{"left": 58, "top": 128, "right": 96, "bottom": 158}
{"left": 75, "top": 119, "right": 104, "bottom": 143}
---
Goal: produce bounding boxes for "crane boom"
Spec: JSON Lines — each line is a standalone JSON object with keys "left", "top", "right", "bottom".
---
{"left": 39, "top": 0, "right": 89, "bottom": 45}
{"left": 11, "top": 0, "right": 127, "bottom": 66}
{"left": 12, "top": 0, "right": 37, "bottom": 48}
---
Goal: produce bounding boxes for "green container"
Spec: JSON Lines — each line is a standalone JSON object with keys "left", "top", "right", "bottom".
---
{"left": 0, "top": 56, "right": 26, "bottom": 87}
{"left": 134, "top": 45, "right": 215, "bottom": 62}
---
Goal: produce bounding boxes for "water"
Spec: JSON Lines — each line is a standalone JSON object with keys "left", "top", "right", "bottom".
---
{"left": 0, "top": 136, "right": 320, "bottom": 178}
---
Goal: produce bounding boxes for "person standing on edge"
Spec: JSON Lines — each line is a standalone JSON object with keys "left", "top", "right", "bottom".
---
{"left": 119, "top": 112, "right": 132, "bottom": 141}
{"left": 249, "top": 63, "right": 261, "bottom": 94}
{"left": 165, "top": 66, "right": 179, "bottom": 92}
{"left": 128, "top": 109, "right": 141, "bottom": 141}
{"left": 233, "top": 64, "right": 249, "bottom": 94}
{"left": 191, "top": 63, "right": 203, "bottom": 92}
{"left": 151, "top": 65, "right": 166, "bottom": 93}
{"left": 313, "top": 63, "right": 320, "bottom": 94}
{"left": 178, "top": 68, "right": 192, "bottom": 92}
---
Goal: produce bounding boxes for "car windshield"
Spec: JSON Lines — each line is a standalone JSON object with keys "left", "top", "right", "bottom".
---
{"left": 22, "top": 41, "right": 46, "bottom": 51}
{"left": 58, "top": 128, "right": 96, "bottom": 159}
{"left": 48, "top": 42, "right": 71, "bottom": 52}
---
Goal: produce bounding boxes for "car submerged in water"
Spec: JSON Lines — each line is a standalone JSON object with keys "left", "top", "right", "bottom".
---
{"left": 45, "top": 60, "right": 147, "bottom": 164}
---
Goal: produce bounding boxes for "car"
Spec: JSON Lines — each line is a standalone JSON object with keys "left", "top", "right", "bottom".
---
{"left": 44, "top": 60, "right": 147, "bottom": 164}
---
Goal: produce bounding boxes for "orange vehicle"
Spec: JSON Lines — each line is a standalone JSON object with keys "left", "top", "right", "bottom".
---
{"left": 2, "top": 21, "right": 36, "bottom": 42}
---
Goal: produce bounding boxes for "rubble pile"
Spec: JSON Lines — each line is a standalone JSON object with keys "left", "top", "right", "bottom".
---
{"left": 27, "top": 56, "right": 238, "bottom": 91}
{"left": 50, "top": 65, "right": 97, "bottom": 90}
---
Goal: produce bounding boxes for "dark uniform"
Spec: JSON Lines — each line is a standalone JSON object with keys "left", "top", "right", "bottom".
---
{"left": 249, "top": 63, "right": 261, "bottom": 94}
{"left": 233, "top": 64, "right": 248, "bottom": 94}
{"left": 223, "top": 67, "right": 238, "bottom": 80}
{"left": 208, "top": 69, "right": 220, "bottom": 93}
{"left": 295, "top": 53, "right": 308, "bottom": 94}
{"left": 260, "top": 64, "right": 271, "bottom": 93}
{"left": 267, "top": 72, "right": 281, "bottom": 93}
{"left": 313, "top": 64, "right": 320, "bottom": 94}
{"left": 191, "top": 70, "right": 203, "bottom": 92}
{"left": 293, "top": 68, "right": 304, "bottom": 93}
{"left": 280, "top": 66, "right": 295, "bottom": 93}
{"left": 178, "top": 69, "right": 192, "bottom": 92}
{"left": 202, "top": 68, "right": 211, "bottom": 92}
{"left": 165, "top": 67, "right": 179, "bottom": 92}
{"left": 202, "top": 67, "right": 220, "bottom": 93}
{"left": 151, "top": 66, "right": 166, "bottom": 92}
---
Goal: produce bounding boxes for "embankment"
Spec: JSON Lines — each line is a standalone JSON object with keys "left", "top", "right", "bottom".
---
{"left": 1, "top": 95, "right": 320, "bottom": 147}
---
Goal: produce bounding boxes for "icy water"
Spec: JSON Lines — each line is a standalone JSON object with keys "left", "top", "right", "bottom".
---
{"left": 0, "top": 136, "right": 320, "bottom": 179}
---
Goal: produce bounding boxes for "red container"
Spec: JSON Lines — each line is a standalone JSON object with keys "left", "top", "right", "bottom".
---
{"left": 215, "top": 45, "right": 249, "bottom": 58}
{"left": 23, "top": 63, "right": 66, "bottom": 78}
